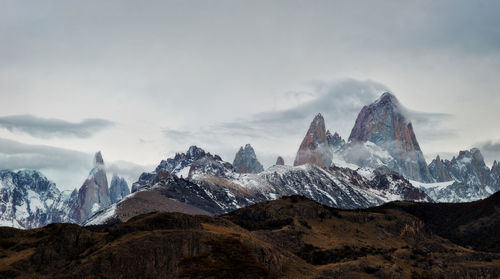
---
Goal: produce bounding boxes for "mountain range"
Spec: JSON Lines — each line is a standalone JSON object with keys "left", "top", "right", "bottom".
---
{"left": 1, "top": 92, "right": 499, "bottom": 229}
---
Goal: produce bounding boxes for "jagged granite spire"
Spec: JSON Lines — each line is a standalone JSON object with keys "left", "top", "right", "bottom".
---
{"left": 326, "top": 130, "right": 345, "bottom": 151}
{"left": 70, "top": 151, "right": 111, "bottom": 223}
{"left": 275, "top": 156, "right": 285, "bottom": 166}
{"left": 94, "top": 151, "right": 104, "bottom": 166}
{"left": 348, "top": 92, "right": 432, "bottom": 182}
{"left": 294, "top": 113, "right": 332, "bottom": 168}
{"left": 428, "top": 155, "right": 452, "bottom": 182}
{"left": 110, "top": 175, "right": 130, "bottom": 204}
{"left": 233, "top": 144, "right": 264, "bottom": 174}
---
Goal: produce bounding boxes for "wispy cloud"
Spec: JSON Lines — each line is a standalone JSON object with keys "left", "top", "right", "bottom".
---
{"left": 0, "top": 114, "right": 115, "bottom": 139}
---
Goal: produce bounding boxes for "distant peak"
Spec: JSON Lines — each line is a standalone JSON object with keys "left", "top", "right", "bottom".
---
{"left": 275, "top": 156, "right": 285, "bottom": 165}
{"left": 187, "top": 145, "right": 206, "bottom": 158}
{"left": 378, "top": 91, "right": 396, "bottom": 100}
{"left": 313, "top": 113, "right": 324, "bottom": 122}
{"left": 237, "top": 144, "right": 257, "bottom": 156}
{"left": 374, "top": 92, "right": 400, "bottom": 107}
{"left": 233, "top": 143, "right": 263, "bottom": 173}
{"left": 94, "top": 151, "right": 104, "bottom": 166}
{"left": 309, "top": 113, "right": 326, "bottom": 130}
{"left": 243, "top": 144, "right": 254, "bottom": 151}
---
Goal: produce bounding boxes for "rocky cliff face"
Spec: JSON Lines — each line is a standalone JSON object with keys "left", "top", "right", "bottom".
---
{"left": 109, "top": 175, "right": 130, "bottom": 204}
{"left": 294, "top": 113, "right": 332, "bottom": 168}
{"left": 347, "top": 92, "right": 432, "bottom": 182}
{"left": 428, "top": 155, "right": 453, "bottom": 182}
{"left": 447, "top": 149, "right": 490, "bottom": 185}
{"left": 232, "top": 144, "right": 264, "bottom": 174}
{"left": 0, "top": 170, "right": 72, "bottom": 229}
{"left": 70, "top": 152, "right": 111, "bottom": 223}
{"left": 488, "top": 161, "right": 500, "bottom": 191}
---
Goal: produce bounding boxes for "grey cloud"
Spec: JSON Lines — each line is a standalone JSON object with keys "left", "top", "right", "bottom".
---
{"left": 216, "top": 78, "right": 389, "bottom": 139}
{"left": 0, "top": 137, "right": 92, "bottom": 170}
{"left": 162, "top": 79, "right": 387, "bottom": 145}
{"left": 162, "top": 129, "right": 195, "bottom": 142}
{"left": 402, "top": 108, "right": 456, "bottom": 141}
{"left": 0, "top": 114, "right": 115, "bottom": 139}
{"left": 0, "top": 137, "right": 93, "bottom": 189}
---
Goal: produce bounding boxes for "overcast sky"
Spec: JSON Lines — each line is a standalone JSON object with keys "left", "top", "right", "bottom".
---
{"left": 1, "top": 0, "right": 499, "bottom": 190}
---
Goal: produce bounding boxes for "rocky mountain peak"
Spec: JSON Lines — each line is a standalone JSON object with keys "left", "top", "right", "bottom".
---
{"left": 428, "top": 155, "right": 452, "bottom": 182}
{"left": 275, "top": 156, "right": 285, "bottom": 166}
{"left": 70, "top": 151, "right": 111, "bottom": 223}
{"left": 455, "top": 148, "right": 486, "bottom": 166}
{"left": 294, "top": 113, "right": 332, "bottom": 167}
{"left": 0, "top": 169, "right": 72, "bottom": 229}
{"left": 233, "top": 144, "right": 264, "bottom": 174}
{"left": 186, "top": 145, "right": 206, "bottom": 160}
{"left": 326, "top": 130, "right": 345, "bottom": 151}
{"left": 109, "top": 175, "right": 130, "bottom": 204}
{"left": 447, "top": 148, "right": 489, "bottom": 185}
{"left": 375, "top": 92, "right": 399, "bottom": 106}
{"left": 488, "top": 160, "right": 500, "bottom": 192}
{"left": 94, "top": 151, "right": 104, "bottom": 166}
{"left": 133, "top": 146, "right": 234, "bottom": 192}
{"left": 347, "top": 93, "right": 431, "bottom": 182}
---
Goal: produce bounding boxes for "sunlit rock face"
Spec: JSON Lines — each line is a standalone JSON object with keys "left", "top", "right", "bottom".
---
{"left": 294, "top": 113, "right": 332, "bottom": 168}
{"left": 347, "top": 92, "right": 432, "bottom": 182}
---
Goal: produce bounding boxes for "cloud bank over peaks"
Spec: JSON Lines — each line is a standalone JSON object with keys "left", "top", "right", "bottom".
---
{"left": 161, "top": 78, "right": 455, "bottom": 168}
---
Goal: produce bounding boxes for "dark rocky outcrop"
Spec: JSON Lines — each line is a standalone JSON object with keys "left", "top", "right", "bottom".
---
{"left": 233, "top": 144, "right": 264, "bottom": 174}
{"left": 294, "top": 113, "right": 332, "bottom": 168}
